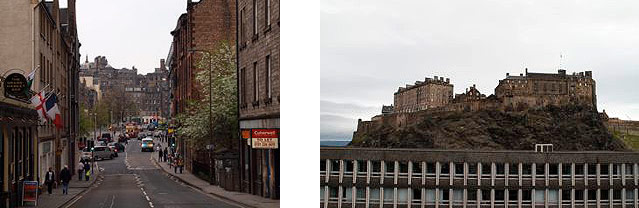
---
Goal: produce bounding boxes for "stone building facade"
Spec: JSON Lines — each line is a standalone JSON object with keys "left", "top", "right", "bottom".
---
{"left": 0, "top": 0, "right": 80, "bottom": 206}
{"left": 495, "top": 69, "right": 596, "bottom": 110}
{"left": 393, "top": 76, "right": 453, "bottom": 113}
{"left": 167, "top": 0, "right": 238, "bottom": 193}
{"left": 453, "top": 84, "right": 486, "bottom": 103}
{"left": 237, "top": 0, "right": 280, "bottom": 200}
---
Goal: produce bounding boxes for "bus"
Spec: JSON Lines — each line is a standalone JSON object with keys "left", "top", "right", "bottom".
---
{"left": 125, "top": 123, "right": 139, "bottom": 139}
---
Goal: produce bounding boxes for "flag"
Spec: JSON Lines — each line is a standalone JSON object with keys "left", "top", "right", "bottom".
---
{"left": 26, "top": 66, "right": 38, "bottom": 89}
{"left": 30, "top": 92, "right": 48, "bottom": 124}
{"left": 45, "top": 93, "right": 63, "bottom": 129}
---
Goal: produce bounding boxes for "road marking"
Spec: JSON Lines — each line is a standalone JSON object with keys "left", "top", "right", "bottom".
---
{"left": 109, "top": 195, "right": 116, "bottom": 208}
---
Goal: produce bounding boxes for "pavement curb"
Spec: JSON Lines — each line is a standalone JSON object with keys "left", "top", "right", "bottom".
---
{"left": 151, "top": 157, "right": 256, "bottom": 208}
{"left": 58, "top": 163, "right": 103, "bottom": 208}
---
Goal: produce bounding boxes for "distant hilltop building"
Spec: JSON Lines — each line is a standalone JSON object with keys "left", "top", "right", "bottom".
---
{"left": 388, "top": 69, "right": 595, "bottom": 115}
{"left": 495, "top": 69, "right": 596, "bottom": 110}
{"left": 393, "top": 76, "right": 453, "bottom": 113}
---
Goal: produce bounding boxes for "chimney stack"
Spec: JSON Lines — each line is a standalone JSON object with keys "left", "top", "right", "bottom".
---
{"left": 160, "top": 59, "right": 166, "bottom": 70}
{"left": 506, "top": 73, "right": 509, "bottom": 76}
{"left": 445, "top": 78, "right": 450, "bottom": 83}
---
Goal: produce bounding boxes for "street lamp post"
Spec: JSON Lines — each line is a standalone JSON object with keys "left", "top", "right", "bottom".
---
{"left": 189, "top": 49, "right": 214, "bottom": 185}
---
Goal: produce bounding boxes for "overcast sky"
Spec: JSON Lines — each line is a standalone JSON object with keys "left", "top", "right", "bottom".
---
{"left": 321, "top": 0, "right": 639, "bottom": 141}
{"left": 68, "top": 0, "right": 186, "bottom": 74}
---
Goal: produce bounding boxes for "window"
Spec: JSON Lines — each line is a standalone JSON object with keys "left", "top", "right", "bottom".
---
{"left": 265, "top": 55, "right": 271, "bottom": 99}
{"left": 329, "top": 186, "right": 338, "bottom": 199}
{"left": 535, "top": 190, "right": 546, "bottom": 204}
{"left": 548, "top": 189, "right": 559, "bottom": 204}
{"left": 575, "top": 164, "right": 584, "bottom": 175}
{"left": 253, "top": 62, "right": 258, "bottom": 102}
{"left": 320, "top": 186, "right": 325, "bottom": 201}
{"left": 343, "top": 187, "right": 352, "bottom": 202}
{"left": 536, "top": 163, "right": 545, "bottom": 176}
{"left": 440, "top": 163, "right": 450, "bottom": 175}
{"left": 574, "top": 190, "right": 584, "bottom": 200}
{"left": 587, "top": 189, "right": 596, "bottom": 201}
{"left": 522, "top": 190, "right": 532, "bottom": 201}
{"left": 412, "top": 189, "right": 421, "bottom": 201}
{"left": 453, "top": 189, "right": 463, "bottom": 203}
{"left": 320, "top": 160, "right": 326, "bottom": 172}
{"left": 264, "top": 0, "right": 270, "bottom": 26}
{"left": 240, "top": 8, "right": 245, "bottom": 43}
{"left": 508, "top": 163, "right": 518, "bottom": 175}
{"left": 356, "top": 160, "right": 366, "bottom": 173}
{"left": 371, "top": 161, "right": 381, "bottom": 173}
{"left": 549, "top": 164, "right": 558, "bottom": 175}
{"left": 495, "top": 189, "right": 505, "bottom": 201}
{"left": 626, "top": 163, "right": 635, "bottom": 175}
{"left": 454, "top": 163, "right": 464, "bottom": 175}
{"left": 253, "top": 0, "right": 257, "bottom": 35}
{"left": 398, "top": 189, "right": 408, "bottom": 203}
{"left": 383, "top": 188, "right": 393, "bottom": 203}
{"left": 426, "top": 163, "right": 436, "bottom": 175}
{"left": 440, "top": 189, "right": 449, "bottom": 202}
{"left": 613, "top": 189, "right": 621, "bottom": 200}
{"left": 508, "top": 189, "right": 518, "bottom": 201}
{"left": 600, "top": 189, "right": 609, "bottom": 200}
{"left": 385, "top": 161, "right": 394, "bottom": 174}
{"left": 469, "top": 163, "right": 477, "bottom": 175}
{"left": 562, "top": 189, "right": 571, "bottom": 201}
{"left": 426, "top": 189, "right": 436, "bottom": 203}
{"left": 344, "top": 160, "right": 353, "bottom": 173}
{"left": 587, "top": 164, "right": 597, "bottom": 176}
{"left": 331, "top": 160, "right": 339, "bottom": 172}
{"left": 480, "top": 189, "right": 490, "bottom": 202}
{"left": 356, "top": 188, "right": 365, "bottom": 202}
{"left": 496, "top": 163, "right": 505, "bottom": 175}
{"left": 240, "top": 68, "right": 246, "bottom": 104}
{"left": 370, "top": 188, "right": 380, "bottom": 202}
{"left": 481, "top": 163, "right": 491, "bottom": 175}
{"left": 562, "top": 164, "right": 571, "bottom": 176}
{"left": 412, "top": 162, "right": 421, "bottom": 175}
{"left": 600, "top": 163, "right": 609, "bottom": 175}
{"left": 399, "top": 161, "right": 408, "bottom": 174}
{"left": 626, "top": 189, "right": 634, "bottom": 201}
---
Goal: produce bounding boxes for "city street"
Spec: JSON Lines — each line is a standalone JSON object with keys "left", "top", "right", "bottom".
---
{"left": 68, "top": 138, "right": 239, "bottom": 208}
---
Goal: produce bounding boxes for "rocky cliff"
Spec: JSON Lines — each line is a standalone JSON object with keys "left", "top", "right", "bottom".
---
{"left": 350, "top": 105, "right": 627, "bottom": 151}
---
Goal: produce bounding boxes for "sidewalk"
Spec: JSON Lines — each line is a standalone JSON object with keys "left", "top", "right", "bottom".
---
{"left": 152, "top": 139, "right": 279, "bottom": 208}
{"left": 18, "top": 163, "right": 101, "bottom": 208}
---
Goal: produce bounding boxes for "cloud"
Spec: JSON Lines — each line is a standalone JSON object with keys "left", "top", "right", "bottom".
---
{"left": 321, "top": 0, "right": 639, "bottom": 121}
{"left": 320, "top": 100, "right": 380, "bottom": 141}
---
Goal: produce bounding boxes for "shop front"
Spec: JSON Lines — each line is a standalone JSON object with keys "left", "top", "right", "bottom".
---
{"left": 239, "top": 128, "right": 279, "bottom": 199}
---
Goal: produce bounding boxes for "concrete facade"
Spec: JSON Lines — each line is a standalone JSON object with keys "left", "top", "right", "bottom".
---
{"left": 321, "top": 147, "right": 639, "bottom": 208}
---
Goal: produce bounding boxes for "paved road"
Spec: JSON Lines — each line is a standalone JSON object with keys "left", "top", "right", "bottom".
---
{"left": 69, "top": 137, "right": 239, "bottom": 208}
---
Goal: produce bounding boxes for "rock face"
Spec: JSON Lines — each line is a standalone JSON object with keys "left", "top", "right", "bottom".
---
{"left": 350, "top": 105, "right": 628, "bottom": 151}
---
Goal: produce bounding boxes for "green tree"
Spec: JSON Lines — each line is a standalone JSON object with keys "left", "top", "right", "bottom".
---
{"left": 176, "top": 41, "right": 238, "bottom": 152}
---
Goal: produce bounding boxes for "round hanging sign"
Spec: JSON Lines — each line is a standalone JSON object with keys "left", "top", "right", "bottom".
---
{"left": 3, "top": 73, "right": 29, "bottom": 102}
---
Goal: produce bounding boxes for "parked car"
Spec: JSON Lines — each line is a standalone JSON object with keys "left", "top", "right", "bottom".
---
{"left": 101, "top": 133, "right": 112, "bottom": 143}
{"left": 92, "top": 146, "right": 114, "bottom": 160}
{"left": 140, "top": 138, "right": 154, "bottom": 152}
{"left": 107, "top": 142, "right": 119, "bottom": 157}
{"left": 81, "top": 148, "right": 93, "bottom": 161}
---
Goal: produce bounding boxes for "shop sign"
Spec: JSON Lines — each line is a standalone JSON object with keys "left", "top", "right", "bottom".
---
{"left": 251, "top": 129, "right": 279, "bottom": 149}
{"left": 22, "top": 181, "right": 38, "bottom": 205}
{"left": 3, "top": 73, "right": 30, "bottom": 102}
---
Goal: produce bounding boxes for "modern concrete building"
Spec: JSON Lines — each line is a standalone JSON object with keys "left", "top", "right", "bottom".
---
{"left": 321, "top": 147, "right": 639, "bottom": 208}
{"left": 237, "top": 0, "right": 280, "bottom": 199}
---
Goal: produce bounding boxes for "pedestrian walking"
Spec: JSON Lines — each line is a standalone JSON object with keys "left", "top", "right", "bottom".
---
{"left": 60, "top": 165, "right": 71, "bottom": 194}
{"left": 44, "top": 167, "right": 55, "bottom": 194}
{"left": 174, "top": 156, "right": 179, "bottom": 173}
{"left": 178, "top": 157, "right": 184, "bottom": 174}
{"left": 158, "top": 148, "right": 163, "bottom": 162}
{"left": 78, "top": 161, "right": 84, "bottom": 180}
{"left": 84, "top": 162, "right": 91, "bottom": 181}
{"left": 163, "top": 147, "right": 168, "bottom": 162}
